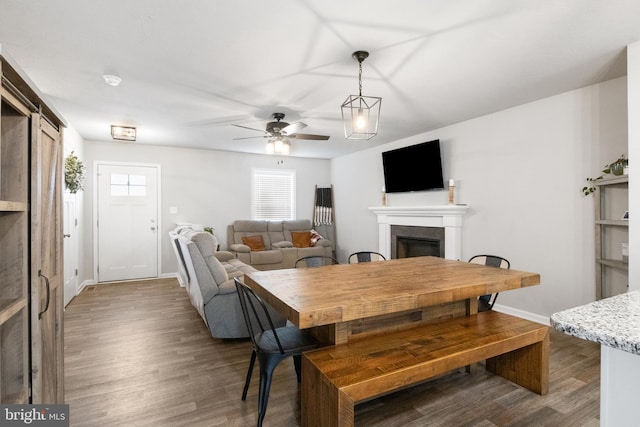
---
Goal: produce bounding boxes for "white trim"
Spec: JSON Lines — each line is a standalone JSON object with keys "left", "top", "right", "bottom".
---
{"left": 160, "top": 272, "right": 185, "bottom": 286}
{"left": 77, "top": 279, "right": 95, "bottom": 294}
{"left": 369, "top": 205, "right": 469, "bottom": 260}
{"left": 492, "top": 303, "right": 550, "bottom": 326}
{"left": 93, "top": 161, "right": 162, "bottom": 283}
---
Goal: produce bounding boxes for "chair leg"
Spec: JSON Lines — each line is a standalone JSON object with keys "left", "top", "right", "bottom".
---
{"left": 256, "top": 354, "right": 283, "bottom": 427}
{"left": 242, "top": 350, "right": 257, "bottom": 401}
{"left": 488, "top": 292, "right": 500, "bottom": 310}
{"left": 293, "top": 355, "right": 302, "bottom": 383}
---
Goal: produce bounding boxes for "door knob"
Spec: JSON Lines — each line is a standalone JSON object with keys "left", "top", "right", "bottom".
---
{"left": 64, "top": 234, "right": 71, "bottom": 238}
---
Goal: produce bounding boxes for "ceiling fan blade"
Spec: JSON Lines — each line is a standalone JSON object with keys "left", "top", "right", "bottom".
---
{"left": 281, "top": 121, "right": 307, "bottom": 136}
{"left": 290, "top": 133, "right": 330, "bottom": 141}
{"left": 232, "top": 124, "right": 267, "bottom": 133}
{"left": 232, "top": 135, "right": 268, "bottom": 140}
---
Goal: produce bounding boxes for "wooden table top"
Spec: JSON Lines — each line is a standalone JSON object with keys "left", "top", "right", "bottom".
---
{"left": 244, "top": 256, "right": 540, "bottom": 330}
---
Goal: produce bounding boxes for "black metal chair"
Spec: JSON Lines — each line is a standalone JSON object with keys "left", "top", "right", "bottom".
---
{"left": 294, "top": 255, "right": 339, "bottom": 268}
{"left": 347, "top": 251, "right": 386, "bottom": 263}
{"left": 468, "top": 255, "right": 511, "bottom": 312}
{"left": 234, "top": 278, "right": 319, "bottom": 427}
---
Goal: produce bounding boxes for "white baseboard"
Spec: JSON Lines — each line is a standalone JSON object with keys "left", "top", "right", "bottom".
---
{"left": 77, "top": 279, "right": 95, "bottom": 295}
{"left": 492, "top": 303, "right": 550, "bottom": 326}
{"left": 161, "top": 272, "right": 185, "bottom": 287}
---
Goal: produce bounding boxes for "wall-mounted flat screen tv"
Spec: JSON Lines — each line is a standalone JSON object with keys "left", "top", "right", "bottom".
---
{"left": 382, "top": 139, "right": 444, "bottom": 193}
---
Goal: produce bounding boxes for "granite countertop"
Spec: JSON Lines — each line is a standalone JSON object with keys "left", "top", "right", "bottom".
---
{"left": 550, "top": 291, "right": 640, "bottom": 355}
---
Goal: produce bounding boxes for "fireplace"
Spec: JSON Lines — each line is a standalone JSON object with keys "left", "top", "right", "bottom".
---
{"left": 391, "top": 225, "right": 445, "bottom": 259}
{"left": 369, "top": 205, "right": 468, "bottom": 260}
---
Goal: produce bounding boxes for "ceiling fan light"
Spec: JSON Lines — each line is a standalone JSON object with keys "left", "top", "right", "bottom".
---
{"left": 274, "top": 138, "right": 284, "bottom": 153}
{"left": 266, "top": 140, "right": 275, "bottom": 154}
{"left": 282, "top": 140, "right": 290, "bottom": 155}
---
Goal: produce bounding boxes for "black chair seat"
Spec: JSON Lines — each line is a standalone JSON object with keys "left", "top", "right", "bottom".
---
{"left": 255, "top": 328, "right": 319, "bottom": 354}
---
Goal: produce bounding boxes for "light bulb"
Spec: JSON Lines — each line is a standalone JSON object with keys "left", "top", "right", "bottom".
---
{"left": 355, "top": 108, "right": 367, "bottom": 130}
{"left": 266, "top": 141, "right": 275, "bottom": 154}
{"left": 282, "top": 141, "right": 290, "bottom": 155}
{"left": 274, "top": 138, "right": 284, "bottom": 153}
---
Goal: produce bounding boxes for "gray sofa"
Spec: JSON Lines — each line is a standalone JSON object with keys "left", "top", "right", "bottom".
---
{"left": 227, "top": 219, "right": 333, "bottom": 270}
{"left": 169, "top": 226, "right": 286, "bottom": 339}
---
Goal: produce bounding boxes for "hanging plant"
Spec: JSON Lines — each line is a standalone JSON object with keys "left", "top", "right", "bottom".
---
{"left": 582, "top": 154, "right": 628, "bottom": 196}
{"left": 64, "top": 151, "right": 86, "bottom": 194}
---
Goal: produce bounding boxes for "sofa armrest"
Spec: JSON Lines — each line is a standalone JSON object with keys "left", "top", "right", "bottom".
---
{"left": 214, "top": 251, "right": 235, "bottom": 262}
{"left": 217, "top": 278, "right": 239, "bottom": 295}
{"left": 315, "top": 239, "right": 332, "bottom": 248}
{"left": 230, "top": 243, "right": 251, "bottom": 253}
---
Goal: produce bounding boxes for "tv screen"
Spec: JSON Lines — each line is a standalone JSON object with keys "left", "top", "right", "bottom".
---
{"left": 382, "top": 139, "right": 444, "bottom": 193}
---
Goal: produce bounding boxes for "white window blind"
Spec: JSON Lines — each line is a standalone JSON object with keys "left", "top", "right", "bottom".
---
{"left": 252, "top": 169, "right": 296, "bottom": 220}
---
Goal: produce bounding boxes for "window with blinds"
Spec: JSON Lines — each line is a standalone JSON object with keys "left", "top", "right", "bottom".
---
{"left": 251, "top": 169, "right": 296, "bottom": 220}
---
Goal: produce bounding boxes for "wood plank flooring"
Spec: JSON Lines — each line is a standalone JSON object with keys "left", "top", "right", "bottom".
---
{"left": 64, "top": 278, "right": 600, "bottom": 426}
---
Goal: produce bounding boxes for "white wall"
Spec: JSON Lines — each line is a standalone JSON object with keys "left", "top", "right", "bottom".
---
{"left": 62, "top": 125, "right": 85, "bottom": 300}
{"left": 81, "top": 141, "right": 330, "bottom": 281}
{"left": 332, "top": 77, "right": 628, "bottom": 318}
{"left": 627, "top": 41, "right": 639, "bottom": 292}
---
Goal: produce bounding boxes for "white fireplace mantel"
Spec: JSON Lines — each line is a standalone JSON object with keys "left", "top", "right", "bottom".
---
{"left": 369, "top": 205, "right": 469, "bottom": 260}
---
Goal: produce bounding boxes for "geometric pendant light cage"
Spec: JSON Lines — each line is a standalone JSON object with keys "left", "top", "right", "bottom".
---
{"left": 341, "top": 50, "right": 382, "bottom": 140}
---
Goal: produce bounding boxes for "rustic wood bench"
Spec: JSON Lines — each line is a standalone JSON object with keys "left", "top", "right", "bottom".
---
{"left": 301, "top": 311, "right": 549, "bottom": 427}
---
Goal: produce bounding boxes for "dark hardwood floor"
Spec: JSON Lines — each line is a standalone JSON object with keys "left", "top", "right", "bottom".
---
{"left": 64, "top": 278, "right": 600, "bottom": 426}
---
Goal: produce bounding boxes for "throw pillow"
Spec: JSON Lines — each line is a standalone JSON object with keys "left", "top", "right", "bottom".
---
{"left": 291, "top": 231, "right": 311, "bottom": 248}
{"left": 242, "top": 235, "right": 266, "bottom": 251}
{"left": 310, "top": 229, "right": 324, "bottom": 246}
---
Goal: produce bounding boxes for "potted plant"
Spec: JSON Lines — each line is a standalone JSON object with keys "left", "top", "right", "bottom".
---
{"left": 582, "top": 154, "right": 628, "bottom": 196}
{"left": 64, "top": 151, "right": 86, "bottom": 194}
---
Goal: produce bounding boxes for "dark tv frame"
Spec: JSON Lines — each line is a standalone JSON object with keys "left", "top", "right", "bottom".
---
{"left": 382, "top": 139, "right": 444, "bottom": 193}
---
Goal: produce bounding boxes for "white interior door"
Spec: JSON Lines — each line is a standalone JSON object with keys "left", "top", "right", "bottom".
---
{"left": 63, "top": 192, "right": 78, "bottom": 305}
{"left": 97, "top": 164, "right": 159, "bottom": 282}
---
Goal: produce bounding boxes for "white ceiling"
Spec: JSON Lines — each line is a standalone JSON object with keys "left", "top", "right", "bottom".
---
{"left": 1, "top": 0, "right": 639, "bottom": 159}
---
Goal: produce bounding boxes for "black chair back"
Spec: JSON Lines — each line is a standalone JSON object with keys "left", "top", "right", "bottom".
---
{"left": 348, "top": 251, "right": 386, "bottom": 263}
{"left": 294, "top": 255, "right": 339, "bottom": 268}
{"left": 235, "top": 278, "right": 285, "bottom": 355}
{"left": 468, "top": 254, "right": 511, "bottom": 312}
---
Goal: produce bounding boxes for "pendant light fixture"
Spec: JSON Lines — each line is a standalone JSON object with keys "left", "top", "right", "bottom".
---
{"left": 341, "top": 50, "right": 381, "bottom": 140}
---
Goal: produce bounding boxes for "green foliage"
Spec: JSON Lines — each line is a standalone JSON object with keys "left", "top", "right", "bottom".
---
{"left": 64, "top": 151, "right": 86, "bottom": 194}
{"left": 582, "top": 154, "right": 627, "bottom": 196}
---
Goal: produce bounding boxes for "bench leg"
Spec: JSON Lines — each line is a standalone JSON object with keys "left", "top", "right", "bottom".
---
{"left": 302, "top": 355, "right": 355, "bottom": 427}
{"left": 485, "top": 329, "right": 550, "bottom": 395}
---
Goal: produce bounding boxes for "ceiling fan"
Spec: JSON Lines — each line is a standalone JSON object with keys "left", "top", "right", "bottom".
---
{"left": 232, "top": 112, "right": 330, "bottom": 142}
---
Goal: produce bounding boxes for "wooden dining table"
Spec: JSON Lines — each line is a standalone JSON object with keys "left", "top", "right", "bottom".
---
{"left": 244, "top": 256, "right": 540, "bottom": 345}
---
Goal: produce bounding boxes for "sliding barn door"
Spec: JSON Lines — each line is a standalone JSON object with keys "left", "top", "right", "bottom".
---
{"left": 30, "top": 114, "right": 64, "bottom": 403}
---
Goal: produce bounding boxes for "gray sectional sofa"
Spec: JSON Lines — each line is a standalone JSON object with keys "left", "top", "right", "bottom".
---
{"left": 227, "top": 219, "right": 333, "bottom": 270}
{"left": 169, "top": 226, "right": 286, "bottom": 339}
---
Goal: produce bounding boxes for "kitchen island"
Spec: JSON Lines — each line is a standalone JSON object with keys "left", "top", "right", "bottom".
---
{"left": 551, "top": 291, "right": 640, "bottom": 427}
